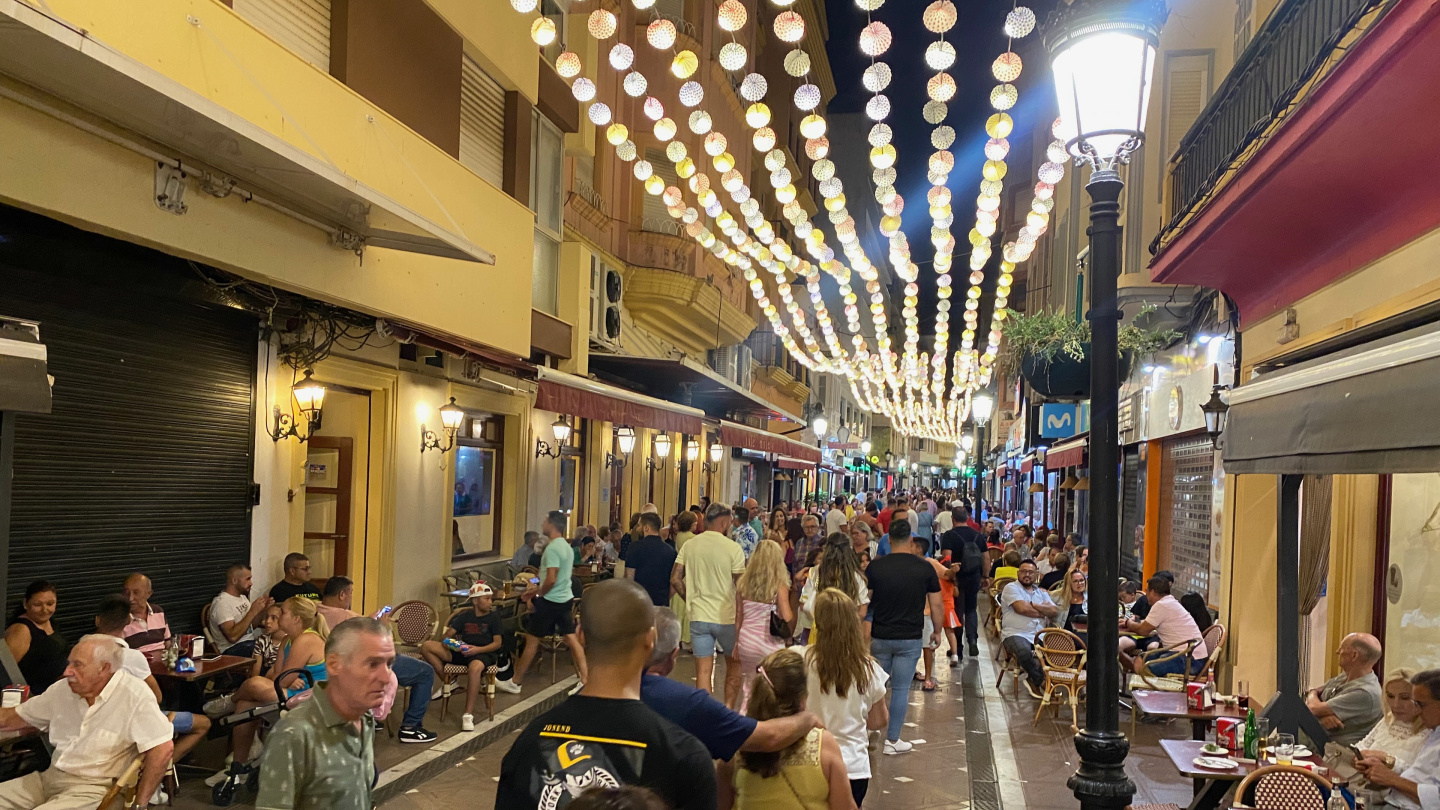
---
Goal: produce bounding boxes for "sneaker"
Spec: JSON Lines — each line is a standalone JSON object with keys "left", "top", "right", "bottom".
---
{"left": 968, "top": 641, "right": 980, "bottom": 657}
{"left": 883, "top": 739, "right": 914, "bottom": 755}
{"left": 461, "top": 714, "right": 475, "bottom": 732}
{"left": 203, "top": 693, "right": 236, "bottom": 717}
{"left": 948, "top": 654, "right": 960, "bottom": 668}
{"left": 495, "top": 679, "right": 522, "bottom": 694}
{"left": 1025, "top": 681, "right": 1046, "bottom": 700}
{"left": 150, "top": 787, "right": 169, "bottom": 805}
{"left": 399, "top": 726, "right": 438, "bottom": 744}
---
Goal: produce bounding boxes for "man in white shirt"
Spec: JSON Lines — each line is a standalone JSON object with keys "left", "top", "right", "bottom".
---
{"left": 0, "top": 635, "right": 174, "bottom": 810}
{"left": 824, "top": 496, "right": 849, "bottom": 536}
{"left": 209, "top": 564, "right": 273, "bottom": 658}
{"left": 933, "top": 501, "right": 956, "bottom": 535}
{"left": 1119, "top": 576, "right": 1208, "bottom": 676}
{"left": 1000, "top": 560, "right": 1059, "bottom": 696}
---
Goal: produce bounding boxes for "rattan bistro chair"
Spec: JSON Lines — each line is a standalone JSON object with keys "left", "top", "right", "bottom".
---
{"left": 390, "top": 600, "right": 439, "bottom": 659}
{"left": 1128, "top": 638, "right": 1201, "bottom": 735}
{"left": 1192, "top": 623, "right": 1227, "bottom": 684}
{"left": 1033, "top": 628, "right": 1087, "bottom": 731}
{"left": 1235, "top": 765, "right": 1331, "bottom": 810}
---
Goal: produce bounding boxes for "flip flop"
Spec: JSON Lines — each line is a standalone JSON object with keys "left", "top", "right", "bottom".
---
{"left": 913, "top": 673, "right": 925, "bottom": 682}
{"left": 923, "top": 680, "right": 937, "bottom": 691}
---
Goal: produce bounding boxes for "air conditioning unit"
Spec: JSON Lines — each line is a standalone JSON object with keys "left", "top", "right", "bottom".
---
{"left": 589, "top": 256, "right": 622, "bottom": 349}
{"left": 734, "top": 344, "right": 753, "bottom": 388}
{"left": 708, "top": 346, "right": 737, "bottom": 381}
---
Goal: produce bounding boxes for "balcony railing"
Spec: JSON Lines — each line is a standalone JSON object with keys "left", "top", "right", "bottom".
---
{"left": 640, "top": 216, "right": 681, "bottom": 236}
{"left": 1150, "top": 0, "right": 1392, "bottom": 256}
{"left": 573, "top": 178, "right": 606, "bottom": 215}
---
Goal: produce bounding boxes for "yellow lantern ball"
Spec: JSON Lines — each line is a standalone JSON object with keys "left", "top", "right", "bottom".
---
{"left": 745, "top": 103, "right": 772, "bottom": 128}
{"left": 982, "top": 160, "right": 1008, "bottom": 182}
{"left": 644, "top": 175, "right": 665, "bottom": 195}
{"left": 605, "top": 123, "right": 629, "bottom": 146}
{"left": 712, "top": 151, "right": 736, "bottom": 173}
{"left": 869, "top": 143, "right": 897, "bottom": 169}
{"left": 676, "top": 157, "right": 696, "bottom": 178}
{"left": 671, "top": 50, "right": 699, "bottom": 79}
{"left": 799, "top": 114, "right": 827, "bottom": 139}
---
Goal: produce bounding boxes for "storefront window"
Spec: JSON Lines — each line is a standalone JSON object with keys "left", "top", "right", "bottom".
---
{"left": 558, "top": 419, "right": 586, "bottom": 518}
{"left": 1385, "top": 473, "right": 1440, "bottom": 671}
{"left": 452, "top": 414, "right": 504, "bottom": 564}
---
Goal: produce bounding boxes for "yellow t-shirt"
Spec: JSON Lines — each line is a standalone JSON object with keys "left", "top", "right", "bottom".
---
{"left": 677, "top": 530, "right": 747, "bottom": 624}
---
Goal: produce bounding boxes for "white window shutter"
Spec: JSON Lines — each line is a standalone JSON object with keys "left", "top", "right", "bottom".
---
{"left": 640, "top": 148, "right": 680, "bottom": 233}
{"left": 1163, "top": 54, "right": 1212, "bottom": 162}
{"left": 233, "top": 0, "right": 332, "bottom": 72}
{"left": 459, "top": 55, "right": 507, "bottom": 188}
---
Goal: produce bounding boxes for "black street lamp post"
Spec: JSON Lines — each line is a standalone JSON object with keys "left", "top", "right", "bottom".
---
{"left": 1044, "top": 0, "right": 1167, "bottom": 807}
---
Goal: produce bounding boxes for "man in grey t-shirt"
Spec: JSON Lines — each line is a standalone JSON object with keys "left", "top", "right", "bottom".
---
{"left": 1306, "top": 632, "right": 1385, "bottom": 746}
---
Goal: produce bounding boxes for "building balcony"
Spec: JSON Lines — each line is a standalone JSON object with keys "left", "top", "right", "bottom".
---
{"left": 1148, "top": 0, "right": 1440, "bottom": 327}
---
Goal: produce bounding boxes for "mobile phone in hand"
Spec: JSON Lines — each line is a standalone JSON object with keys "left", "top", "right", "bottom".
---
{"left": 372, "top": 605, "right": 393, "bottom": 620}
{"left": 529, "top": 577, "right": 540, "bottom": 585}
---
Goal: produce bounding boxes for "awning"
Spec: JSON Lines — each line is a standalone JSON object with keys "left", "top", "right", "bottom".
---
{"left": 0, "top": 1, "right": 494, "bottom": 264}
{"left": 0, "top": 317, "right": 51, "bottom": 413}
{"left": 534, "top": 367, "right": 704, "bottom": 436}
{"left": 720, "top": 421, "right": 821, "bottom": 464}
{"left": 776, "top": 456, "right": 816, "bottom": 471}
{"left": 1224, "top": 320, "right": 1440, "bottom": 474}
{"left": 1046, "top": 435, "right": 1088, "bottom": 470}
{"left": 587, "top": 354, "right": 804, "bottom": 423}
{"left": 1019, "top": 455, "right": 1035, "bottom": 473}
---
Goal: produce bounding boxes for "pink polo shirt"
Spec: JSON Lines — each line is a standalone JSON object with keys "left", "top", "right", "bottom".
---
{"left": 122, "top": 604, "right": 171, "bottom": 653}
{"left": 1144, "top": 595, "right": 1208, "bottom": 659}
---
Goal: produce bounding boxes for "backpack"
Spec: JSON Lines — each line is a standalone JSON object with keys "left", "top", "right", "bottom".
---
{"left": 953, "top": 528, "right": 985, "bottom": 576}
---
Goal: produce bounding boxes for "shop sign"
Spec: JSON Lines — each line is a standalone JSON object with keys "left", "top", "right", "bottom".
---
{"left": 1039, "top": 404, "right": 1080, "bottom": 439}
{"left": 826, "top": 440, "right": 859, "bottom": 450}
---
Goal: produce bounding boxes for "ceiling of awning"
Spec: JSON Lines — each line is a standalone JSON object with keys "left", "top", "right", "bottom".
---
{"left": 587, "top": 354, "right": 804, "bottom": 424}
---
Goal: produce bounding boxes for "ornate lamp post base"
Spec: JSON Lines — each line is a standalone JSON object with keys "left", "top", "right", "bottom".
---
{"left": 1069, "top": 730, "right": 1135, "bottom": 810}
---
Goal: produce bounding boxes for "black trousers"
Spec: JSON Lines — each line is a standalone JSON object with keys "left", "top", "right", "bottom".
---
{"left": 957, "top": 578, "right": 982, "bottom": 645}
{"left": 851, "top": 778, "right": 869, "bottom": 807}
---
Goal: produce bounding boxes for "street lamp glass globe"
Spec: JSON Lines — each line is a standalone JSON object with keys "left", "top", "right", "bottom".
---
{"left": 551, "top": 417, "right": 571, "bottom": 444}
{"left": 811, "top": 415, "right": 829, "bottom": 439}
{"left": 861, "top": 439, "right": 872, "bottom": 454}
{"left": 654, "top": 432, "right": 671, "bottom": 458}
{"left": 972, "top": 394, "right": 994, "bottom": 424}
{"left": 710, "top": 441, "right": 724, "bottom": 463}
{"left": 617, "top": 426, "right": 637, "bottom": 455}
{"left": 686, "top": 439, "right": 700, "bottom": 462}
{"left": 1048, "top": 8, "right": 1162, "bottom": 162}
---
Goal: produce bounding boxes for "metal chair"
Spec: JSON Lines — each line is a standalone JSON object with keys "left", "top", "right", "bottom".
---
{"left": 1235, "top": 764, "right": 1332, "bottom": 810}
{"left": 1033, "top": 628, "right": 1087, "bottom": 731}
{"left": 390, "top": 600, "right": 439, "bottom": 660}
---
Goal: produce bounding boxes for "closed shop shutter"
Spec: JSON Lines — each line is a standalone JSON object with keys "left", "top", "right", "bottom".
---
{"left": 1120, "top": 446, "right": 1144, "bottom": 582}
{"left": 1159, "top": 435, "right": 1216, "bottom": 601}
{"left": 459, "top": 55, "right": 506, "bottom": 188}
{"left": 233, "top": 0, "right": 332, "bottom": 72}
{"left": 0, "top": 214, "right": 258, "bottom": 645}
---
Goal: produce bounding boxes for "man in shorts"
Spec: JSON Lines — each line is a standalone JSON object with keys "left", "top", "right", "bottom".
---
{"left": 421, "top": 582, "right": 519, "bottom": 731}
{"left": 513, "top": 510, "right": 588, "bottom": 689}
{"left": 671, "top": 502, "right": 746, "bottom": 704}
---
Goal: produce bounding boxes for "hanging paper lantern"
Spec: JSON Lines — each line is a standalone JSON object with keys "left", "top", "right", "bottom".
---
{"left": 617, "top": 140, "right": 637, "bottom": 162}
{"left": 794, "top": 83, "right": 821, "bottom": 111}
{"left": 530, "top": 17, "right": 557, "bottom": 45}
{"left": 753, "top": 127, "right": 777, "bottom": 151}
{"left": 745, "top": 103, "right": 772, "bottom": 128}
{"left": 717, "top": 0, "right": 748, "bottom": 31}
{"left": 984, "top": 137, "right": 1010, "bottom": 160}
{"left": 634, "top": 160, "right": 653, "bottom": 181}
{"left": 511, "top": 0, "right": 538, "bottom": 11}
{"left": 688, "top": 110, "right": 712, "bottom": 133}
{"left": 643, "top": 96, "right": 665, "bottom": 120}
{"left": 931, "top": 125, "right": 956, "bottom": 149}
{"left": 672, "top": 50, "right": 699, "bottom": 78}
{"left": 982, "top": 160, "right": 1007, "bottom": 181}
{"left": 774, "top": 11, "right": 805, "bottom": 42}
{"left": 606, "top": 123, "right": 628, "bottom": 146}
{"left": 704, "top": 132, "right": 728, "bottom": 156}
{"left": 764, "top": 149, "right": 787, "bottom": 171}
{"left": 665, "top": 141, "right": 688, "bottom": 163}
{"left": 865, "top": 95, "right": 891, "bottom": 121}
{"left": 855, "top": 0, "right": 885, "bottom": 9}
{"left": 654, "top": 117, "right": 678, "bottom": 141}
{"left": 985, "top": 112, "right": 1014, "bottom": 138}
{"left": 644, "top": 175, "right": 665, "bottom": 195}
{"left": 925, "top": 41, "right": 957, "bottom": 71}
{"left": 868, "top": 123, "right": 893, "bottom": 147}
{"left": 607, "top": 44, "right": 634, "bottom": 71}
{"left": 992, "top": 51, "right": 1023, "bottom": 82}
{"left": 812, "top": 159, "right": 836, "bottom": 182}
{"left": 719, "top": 42, "right": 748, "bottom": 71}
{"left": 1037, "top": 162, "right": 1065, "bottom": 184}
{"left": 1047, "top": 140, "right": 1069, "bottom": 163}
{"left": 805, "top": 137, "right": 830, "bottom": 160}
{"left": 679, "top": 81, "right": 705, "bottom": 107}
{"left": 859, "top": 21, "right": 892, "bottom": 56}
{"left": 862, "top": 63, "right": 892, "bottom": 93}
{"left": 571, "top": 77, "right": 597, "bottom": 102}
{"left": 662, "top": 186, "right": 683, "bottom": 207}
{"left": 555, "top": 51, "right": 582, "bottom": 78}
{"left": 647, "top": 19, "right": 677, "bottom": 49}
{"left": 784, "top": 50, "right": 811, "bottom": 77}
{"left": 689, "top": 173, "right": 710, "bottom": 195}
{"left": 799, "top": 114, "right": 827, "bottom": 139}
{"left": 1004, "top": 6, "right": 1037, "bottom": 37}
{"left": 634, "top": 0, "right": 656, "bottom": 8}
{"left": 675, "top": 158, "right": 696, "bottom": 179}
{"left": 587, "top": 102, "right": 612, "bottom": 126}
{"left": 928, "top": 73, "right": 957, "bottom": 103}
{"left": 870, "top": 143, "right": 897, "bottom": 169}
{"left": 588, "top": 9, "right": 617, "bottom": 39}
{"left": 740, "top": 73, "right": 768, "bottom": 101}
{"left": 923, "top": 101, "right": 947, "bottom": 124}
{"left": 623, "top": 72, "right": 648, "bottom": 97}
{"left": 990, "top": 83, "right": 1018, "bottom": 111}
{"left": 923, "top": 0, "right": 958, "bottom": 32}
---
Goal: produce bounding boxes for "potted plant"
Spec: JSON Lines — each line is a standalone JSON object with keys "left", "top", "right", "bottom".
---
{"left": 998, "top": 307, "right": 1179, "bottom": 399}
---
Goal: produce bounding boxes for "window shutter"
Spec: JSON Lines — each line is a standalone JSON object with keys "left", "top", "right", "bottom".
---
{"left": 233, "top": 0, "right": 332, "bottom": 72}
{"left": 654, "top": 0, "right": 685, "bottom": 20}
{"left": 641, "top": 148, "right": 680, "bottom": 233}
{"left": 459, "top": 55, "right": 506, "bottom": 188}
{"left": 1163, "top": 54, "right": 1212, "bottom": 161}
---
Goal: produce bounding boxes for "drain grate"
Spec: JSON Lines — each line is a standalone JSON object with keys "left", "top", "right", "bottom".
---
{"left": 961, "top": 658, "right": 1004, "bottom": 810}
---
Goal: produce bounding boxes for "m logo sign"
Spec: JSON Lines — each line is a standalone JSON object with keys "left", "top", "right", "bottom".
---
{"left": 1039, "top": 404, "right": 1079, "bottom": 439}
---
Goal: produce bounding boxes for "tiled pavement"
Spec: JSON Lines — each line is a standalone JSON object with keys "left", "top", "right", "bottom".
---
{"left": 169, "top": 618, "right": 1202, "bottom": 809}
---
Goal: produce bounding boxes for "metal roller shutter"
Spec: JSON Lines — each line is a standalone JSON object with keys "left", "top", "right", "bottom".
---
{"left": 233, "top": 0, "right": 332, "bottom": 72}
{"left": 0, "top": 216, "right": 258, "bottom": 645}
{"left": 1159, "top": 436, "right": 1216, "bottom": 600}
{"left": 1121, "top": 446, "right": 1144, "bottom": 582}
{"left": 459, "top": 55, "right": 506, "bottom": 188}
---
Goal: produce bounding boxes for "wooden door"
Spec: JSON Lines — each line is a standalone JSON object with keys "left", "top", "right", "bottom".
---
{"left": 303, "top": 436, "right": 353, "bottom": 580}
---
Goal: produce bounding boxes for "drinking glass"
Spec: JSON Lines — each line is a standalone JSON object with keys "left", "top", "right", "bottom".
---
{"left": 1236, "top": 679, "right": 1250, "bottom": 705}
{"left": 1255, "top": 718, "right": 1272, "bottom": 760}
{"left": 1275, "top": 733, "right": 1295, "bottom": 765}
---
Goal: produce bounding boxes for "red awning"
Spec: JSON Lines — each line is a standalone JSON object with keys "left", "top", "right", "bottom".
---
{"left": 776, "top": 456, "right": 816, "bottom": 470}
{"left": 720, "top": 421, "right": 822, "bottom": 464}
{"left": 1046, "top": 435, "right": 1088, "bottom": 470}
{"left": 534, "top": 367, "right": 704, "bottom": 435}
{"left": 1020, "top": 458, "right": 1034, "bottom": 473}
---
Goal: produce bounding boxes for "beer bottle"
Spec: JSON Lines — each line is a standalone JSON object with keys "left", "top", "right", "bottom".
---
{"left": 1243, "top": 707, "right": 1258, "bottom": 760}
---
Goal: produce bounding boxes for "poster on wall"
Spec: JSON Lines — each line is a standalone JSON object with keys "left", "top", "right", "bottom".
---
{"left": 1387, "top": 473, "right": 1440, "bottom": 672}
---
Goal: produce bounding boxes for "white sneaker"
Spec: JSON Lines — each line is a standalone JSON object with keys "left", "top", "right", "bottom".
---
{"left": 150, "top": 787, "right": 169, "bottom": 805}
{"left": 461, "top": 713, "right": 475, "bottom": 732}
{"left": 203, "top": 693, "right": 236, "bottom": 717}
{"left": 948, "top": 654, "right": 960, "bottom": 668}
{"left": 495, "top": 679, "right": 522, "bottom": 694}
{"left": 883, "top": 739, "right": 914, "bottom": 755}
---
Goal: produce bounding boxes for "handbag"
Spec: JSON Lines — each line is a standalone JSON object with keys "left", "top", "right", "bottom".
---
{"left": 768, "top": 605, "right": 791, "bottom": 642}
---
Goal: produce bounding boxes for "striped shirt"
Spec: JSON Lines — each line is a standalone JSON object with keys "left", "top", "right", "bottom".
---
{"left": 123, "top": 603, "right": 171, "bottom": 653}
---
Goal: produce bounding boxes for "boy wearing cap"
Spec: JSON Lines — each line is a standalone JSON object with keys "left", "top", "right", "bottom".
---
{"left": 420, "top": 582, "right": 518, "bottom": 731}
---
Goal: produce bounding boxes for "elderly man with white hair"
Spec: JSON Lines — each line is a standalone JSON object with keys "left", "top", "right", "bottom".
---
{"left": 0, "top": 634, "right": 174, "bottom": 810}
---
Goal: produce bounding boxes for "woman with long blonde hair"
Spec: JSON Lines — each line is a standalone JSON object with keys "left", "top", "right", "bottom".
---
{"left": 731, "top": 539, "right": 793, "bottom": 710}
{"left": 1357, "top": 668, "right": 1427, "bottom": 772}
{"left": 802, "top": 589, "right": 887, "bottom": 807}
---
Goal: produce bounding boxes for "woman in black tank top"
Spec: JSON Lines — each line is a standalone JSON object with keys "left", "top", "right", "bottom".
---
{"left": 4, "top": 581, "right": 67, "bottom": 691}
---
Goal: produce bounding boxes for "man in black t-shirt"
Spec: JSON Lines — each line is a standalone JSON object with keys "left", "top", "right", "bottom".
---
{"left": 940, "top": 506, "right": 986, "bottom": 659}
{"left": 625, "top": 513, "right": 677, "bottom": 607}
{"left": 497, "top": 579, "right": 716, "bottom": 810}
{"left": 865, "top": 521, "right": 942, "bottom": 756}
{"left": 267, "top": 552, "right": 322, "bottom": 604}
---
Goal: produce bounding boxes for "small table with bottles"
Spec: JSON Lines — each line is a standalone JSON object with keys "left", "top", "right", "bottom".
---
{"left": 1131, "top": 689, "right": 1252, "bottom": 741}
{"left": 1161, "top": 739, "right": 1327, "bottom": 810}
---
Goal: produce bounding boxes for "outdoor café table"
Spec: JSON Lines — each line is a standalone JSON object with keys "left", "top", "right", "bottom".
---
{"left": 148, "top": 653, "right": 253, "bottom": 711}
{"left": 1160, "top": 739, "right": 1326, "bottom": 810}
{"left": 1132, "top": 689, "right": 1250, "bottom": 741}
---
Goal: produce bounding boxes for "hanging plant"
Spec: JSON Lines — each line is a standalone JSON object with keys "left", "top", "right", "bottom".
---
{"left": 998, "top": 306, "right": 1179, "bottom": 398}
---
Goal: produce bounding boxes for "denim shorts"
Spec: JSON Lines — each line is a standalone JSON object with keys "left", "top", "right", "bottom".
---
{"left": 689, "top": 621, "right": 736, "bottom": 658}
{"left": 1148, "top": 654, "right": 1204, "bottom": 678}
{"left": 170, "top": 711, "right": 196, "bottom": 734}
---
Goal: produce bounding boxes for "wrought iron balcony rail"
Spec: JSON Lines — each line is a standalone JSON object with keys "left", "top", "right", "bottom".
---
{"left": 639, "top": 216, "right": 681, "bottom": 236}
{"left": 1150, "top": 0, "right": 1395, "bottom": 257}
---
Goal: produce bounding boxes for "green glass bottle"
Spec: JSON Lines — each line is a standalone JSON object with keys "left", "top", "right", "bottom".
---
{"left": 1243, "top": 707, "right": 1258, "bottom": 760}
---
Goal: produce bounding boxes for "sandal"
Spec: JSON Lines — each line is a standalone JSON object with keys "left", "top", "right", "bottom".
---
{"left": 913, "top": 673, "right": 925, "bottom": 682}
{"left": 923, "top": 679, "right": 937, "bottom": 691}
